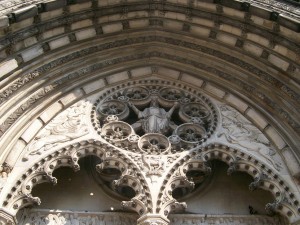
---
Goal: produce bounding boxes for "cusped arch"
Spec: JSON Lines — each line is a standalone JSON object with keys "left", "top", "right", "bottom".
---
{"left": 0, "top": 1, "right": 298, "bottom": 225}
{"left": 201, "top": 144, "right": 300, "bottom": 222}
{"left": 2, "top": 139, "right": 153, "bottom": 218}
{"left": 154, "top": 143, "right": 300, "bottom": 223}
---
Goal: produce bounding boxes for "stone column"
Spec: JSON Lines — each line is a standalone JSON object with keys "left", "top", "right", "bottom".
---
{"left": 137, "top": 214, "right": 170, "bottom": 225}
{"left": 0, "top": 209, "right": 16, "bottom": 225}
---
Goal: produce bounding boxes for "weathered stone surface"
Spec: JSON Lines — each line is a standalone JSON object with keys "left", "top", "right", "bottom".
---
{"left": 225, "top": 94, "right": 248, "bottom": 112}
{"left": 245, "top": 108, "right": 268, "bottom": 130}
{"left": 39, "top": 102, "right": 63, "bottom": 123}
{"left": 204, "top": 83, "right": 225, "bottom": 99}
{"left": 0, "top": 1, "right": 298, "bottom": 224}
{"left": 0, "top": 59, "right": 18, "bottom": 78}
{"left": 60, "top": 89, "right": 84, "bottom": 106}
{"left": 21, "top": 119, "right": 43, "bottom": 143}
{"left": 265, "top": 126, "right": 286, "bottom": 150}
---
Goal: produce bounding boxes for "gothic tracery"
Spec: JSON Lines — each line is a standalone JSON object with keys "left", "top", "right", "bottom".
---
{"left": 0, "top": 79, "right": 296, "bottom": 224}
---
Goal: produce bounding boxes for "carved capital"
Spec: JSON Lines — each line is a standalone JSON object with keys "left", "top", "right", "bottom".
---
{"left": 137, "top": 214, "right": 169, "bottom": 225}
{"left": 0, "top": 210, "right": 16, "bottom": 225}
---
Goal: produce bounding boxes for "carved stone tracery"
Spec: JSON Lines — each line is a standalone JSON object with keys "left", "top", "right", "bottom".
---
{"left": 1, "top": 80, "right": 299, "bottom": 225}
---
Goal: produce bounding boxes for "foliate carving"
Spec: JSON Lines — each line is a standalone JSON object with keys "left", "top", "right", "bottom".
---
{"left": 22, "top": 101, "right": 89, "bottom": 160}
{"left": 218, "top": 104, "right": 283, "bottom": 171}
{"left": 17, "top": 209, "right": 287, "bottom": 225}
{"left": 0, "top": 84, "right": 56, "bottom": 137}
{"left": 156, "top": 158, "right": 212, "bottom": 216}
{"left": 169, "top": 214, "right": 286, "bottom": 225}
{"left": 5, "top": 139, "right": 153, "bottom": 215}
{"left": 0, "top": 163, "right": 12, "bottom": 178}
{"left": 200, "top": 143, "right": 299, "bottom": 221}
{"left": 3, "top": 78, "right": 299, "bottom": 223}
{"left": 1, "top": 36, "right": 298, "bottom": 139}
{"left": 249, "top": 173, "right": 268, "bottom": 191}
{"left": 0, "top": 71, "right": 40, "bottom": 105}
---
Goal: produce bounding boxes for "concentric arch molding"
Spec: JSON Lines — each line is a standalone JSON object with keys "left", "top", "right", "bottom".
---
{"left": 0, "top": 0, "right": 298, "bottom": 20}
{"left": 0, "top": 48, "right": 298, "bottom": 143}
{"left": 0, "top": 78, "right": 299, "bottom": 224}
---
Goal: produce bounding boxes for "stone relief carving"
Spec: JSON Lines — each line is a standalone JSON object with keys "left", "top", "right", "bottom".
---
{"left": 0, "top": 84, "right": 56, "bottom": 137}
{"left": 142, "top": 154, "right": 165, "bottom": 179}
{"left": 22, "top": 101, "right": 89, "bottom": 160}
{"left": 95, "top": 84, "right": 217, "bottom": 154}
{"left": 2, "top": 80, "right": 299, "bottom": 224}
{"left": 218, "top": 105, "right": 283, "bottom": 171}
{"left": 128, "top": 98, "right": 179, "bottom": 134}
{"left": 0, "top": 162, "right": 12, "bottom": 191}
{"left": 18, "top": 210, "right": 137, "bottom": 225}
{"left": 169, "top": 214, "right": 286, "bottom": 225}
{"left": 0, "top": 35, "right": 297, "bottom": 138}
{"left": 18, "top": 210, "right": 286, "bottom": 225}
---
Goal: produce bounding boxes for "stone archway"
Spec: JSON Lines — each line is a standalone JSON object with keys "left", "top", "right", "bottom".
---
{"left": 0, "top": 0, "right": 299, "bottom": 224}
{"left": 0, "top": 78, "right": 298, "bottom": 224}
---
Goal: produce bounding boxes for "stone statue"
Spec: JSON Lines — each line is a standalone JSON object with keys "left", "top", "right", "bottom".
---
{"left": 128, "top": 97, "right": 178, "bottom": 134}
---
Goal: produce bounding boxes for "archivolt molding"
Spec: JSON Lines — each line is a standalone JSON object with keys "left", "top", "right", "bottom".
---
{"left": 0, "top": 32, "right": 298, "bottom": 161}
{"left": 0, "top": 34, "right": 298, "bottom": 108}
{"left": 0, "top": 49, "right": 298, "bottom": 161}
{"left": 0, "top": 1, "right": 298, "bottom": 224}
{"left": 0, "top": 0, "right": 298, "bottom": 20}
{"left": 0, "top": 2, "right": 298, "bottom": 151}
{"left": 2, "top": 54, "right": 294, "bottom": 163}
{"left": 1, "top": 74, "right": 296, "bottom": 181}
{"left": 0, "top": 80, "right": 299, "bottom": 224}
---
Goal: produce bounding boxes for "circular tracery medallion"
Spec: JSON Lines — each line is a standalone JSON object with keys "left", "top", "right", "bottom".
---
{"left": 92, "top": 82, "right": 218, "bottom": 153}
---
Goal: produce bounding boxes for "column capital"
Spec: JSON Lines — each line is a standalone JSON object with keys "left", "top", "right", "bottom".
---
{"left": 137, "top": 214, "right": 170, "bottom": 225}
{"left": 0, "top": 209, "right": 16, "bottom": 225}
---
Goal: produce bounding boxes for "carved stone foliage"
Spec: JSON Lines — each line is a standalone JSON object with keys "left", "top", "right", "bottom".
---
{"left": 217, "top": 105, "right": 284, "bottom": 171}
{"left": 22, "top": 101, "right": 90, "bottom": 160}
{"left": 0, "top": 84, "right": 57, "bottom": 137}
{"left": 89, "top": 81, "right": 300, "bottom": 223}
{"left": 0, "top": 35, "right": 298, "bottom": 139}
{"left": 2, "top": 80, "right": 300, "bottom": 224}
{"left": 156, "top": 155, "right": 211, "bottom": 217}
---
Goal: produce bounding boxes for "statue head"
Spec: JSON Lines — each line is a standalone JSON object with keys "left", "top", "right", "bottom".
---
{"left": 150, "top": 97, "right": 159, "bottom": 107}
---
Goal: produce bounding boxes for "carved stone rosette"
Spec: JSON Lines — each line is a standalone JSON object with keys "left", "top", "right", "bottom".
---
{"left": 1, "top": 80, "right": 300, "bottom": 225}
